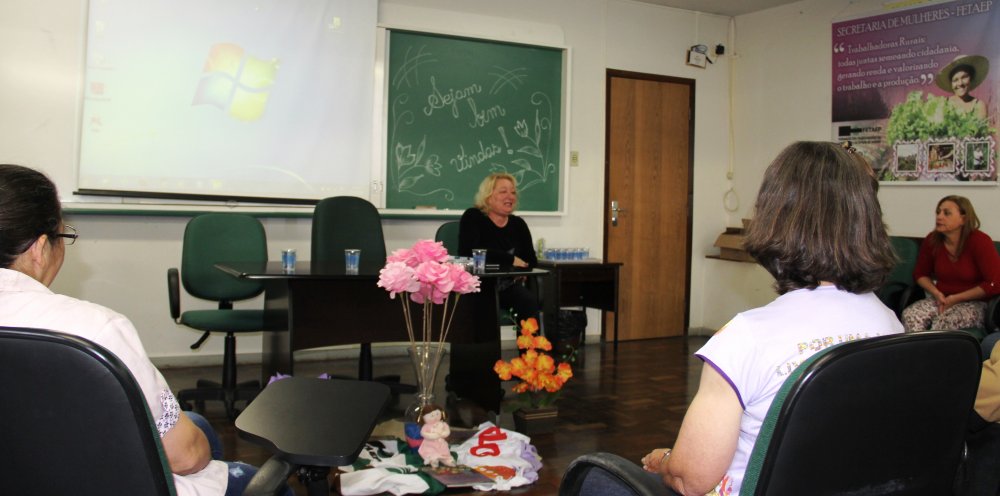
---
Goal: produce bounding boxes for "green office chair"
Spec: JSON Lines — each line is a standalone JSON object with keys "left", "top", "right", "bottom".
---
{"left": 559, "top": 331, "right": 981, "bottom": 496}
{"left": 876, "top": 236, "right": 920, "bottom": 318}
{"left": 434, "top": 221, "right": 460, "bottom": 256}
{"left": 167, "top": 213, "right": 266, "bottom": 419}
{"left": 312, "top": 197, "right": 415, "bottom": 393}
{"left": 741, "top": 331, "right": 979, "bottom": 495}
{"left": 955, "top": 241, "right": 1000, "bottom": 341}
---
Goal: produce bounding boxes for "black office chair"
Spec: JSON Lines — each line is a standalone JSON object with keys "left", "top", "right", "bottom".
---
{"left": 0, "top": 326, "right": 286, "bottom": 495}
{"left": 560, "top": 331, "right": 982, "bottom": 496}
{"left": 559, "top": 452, "right": 668, "bottom": 496}
{"left": 312, "top": 196, "right": 415, "bottom": 394}
{"left": 168, "top": 213, "right": 267, "bottom": 419}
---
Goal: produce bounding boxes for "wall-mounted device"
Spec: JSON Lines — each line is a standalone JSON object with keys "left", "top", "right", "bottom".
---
{"left": 687, "top": 44, "right": 709, "bottom": 68}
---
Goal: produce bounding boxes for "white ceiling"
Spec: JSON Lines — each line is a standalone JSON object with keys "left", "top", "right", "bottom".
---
{"left": 633, "top": 0, "right": 803, "bottom": 16}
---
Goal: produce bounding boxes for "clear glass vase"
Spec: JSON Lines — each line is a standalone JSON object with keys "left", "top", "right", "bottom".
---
{"left": 404, "top": 342, "right": 448, "bottom": 423}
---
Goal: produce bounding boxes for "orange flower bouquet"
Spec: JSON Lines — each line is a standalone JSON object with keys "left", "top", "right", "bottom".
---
{"left": 493, "top": 317, "right": 573, "bottom": 410}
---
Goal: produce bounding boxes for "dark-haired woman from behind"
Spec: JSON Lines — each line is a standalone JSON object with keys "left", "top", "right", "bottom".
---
{"left": 581, "top": 142, "right": 903, "bottom": 496}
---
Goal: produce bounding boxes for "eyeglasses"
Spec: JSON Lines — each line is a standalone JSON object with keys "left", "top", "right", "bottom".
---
{"left": 53, "top": 225, "right": 79, "bottom": 245}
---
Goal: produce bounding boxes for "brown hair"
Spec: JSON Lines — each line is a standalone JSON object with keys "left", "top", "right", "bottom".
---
{"left": 931, "top": 195, "right": 980, "bottom": 256}
{"left": 473, "top": 173, "right": 517, "bottom": 214}
{"left": 417, "top": 404, "right": 447, "bottom": 425}
{"left": 743, "top": 142, "right": 894, "bottom": 294}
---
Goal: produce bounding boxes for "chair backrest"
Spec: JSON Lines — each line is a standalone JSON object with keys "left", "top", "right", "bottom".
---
{"left": 435, "top": 221, "right": 460, "bottom": 256}
{"left": 887, "top": 236, "right": 919, "bottom": 286}
{"left": 0, "top": 326, "right": 175, "bottom": 495}
{"left": 875, "top": 236, "right": 919, "bottom": 309}
{"left": 181, "top": 213, "right": 267, "bottom": 303}
{"left": 311, "top": 196, "right": 387, "bottom": 263}
{"left": 742, "top": 331, "right": 981, "bottom": 496}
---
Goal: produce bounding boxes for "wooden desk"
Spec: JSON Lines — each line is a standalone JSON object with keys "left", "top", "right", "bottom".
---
{"left": 235, "top": 377, "right": 391, "bottom": 496}
{"left": 216, "top": 260, "right": 546, "bottom": 413}
{"left": 538, "top": 260, "right": 622, "bottom": 350}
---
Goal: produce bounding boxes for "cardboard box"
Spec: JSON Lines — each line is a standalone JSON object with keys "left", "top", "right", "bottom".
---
{"left": 713, "top": 227, "right": 755, "bottom": 263}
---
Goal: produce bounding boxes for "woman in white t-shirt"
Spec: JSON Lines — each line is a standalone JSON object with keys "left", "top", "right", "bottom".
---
{"left": 0, "top": 164, "right": 289, "bottom": 496}
{"left": 629, "top": 142, "right": 902, "bottom": 495}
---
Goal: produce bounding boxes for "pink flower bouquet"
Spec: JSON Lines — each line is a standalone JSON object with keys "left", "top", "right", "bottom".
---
{"left": 378, "top": 239, "right": 481, "bottom": 344}
{"left": 377, "top": 240, "right": 480, "bottom": 420}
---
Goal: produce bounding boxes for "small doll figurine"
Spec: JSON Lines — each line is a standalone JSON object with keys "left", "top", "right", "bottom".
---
{"left": 417, "top": 404, "right": 456, "bottom": 468}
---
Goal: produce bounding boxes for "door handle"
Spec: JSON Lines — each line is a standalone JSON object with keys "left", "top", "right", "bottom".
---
{"left": 611, "top": 200, "right": 625, "bottom": 226}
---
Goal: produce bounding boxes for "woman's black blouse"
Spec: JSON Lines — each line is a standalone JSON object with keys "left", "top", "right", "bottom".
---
{"left": 458, "top": 208, "right": 537, "bottom": 269}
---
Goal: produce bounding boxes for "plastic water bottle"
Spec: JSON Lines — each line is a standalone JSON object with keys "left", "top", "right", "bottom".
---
{"left": 537, "top": 238, "right": 546, "bottom": 260}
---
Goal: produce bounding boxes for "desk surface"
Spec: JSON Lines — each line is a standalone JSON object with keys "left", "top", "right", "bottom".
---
{"left": 215, "top": 261, "right": 547, "bottom": 414}
{"left": 216, "top": 261, "right": 546, "bottom": 280}
{"left": 537, "top": 259, "right": 623, "bottom": 269}
{"left": 235, "top": 378, "right": 391, "bottom": 467}
{"left": 537, "top": 259, "right": 622, "bottom": 348}
{"left": 216, "top": 260, "right": 381, "bottom": 279}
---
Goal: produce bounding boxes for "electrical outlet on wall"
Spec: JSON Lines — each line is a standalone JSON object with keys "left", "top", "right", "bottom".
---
{"left": 570, "top": 150, "right": 580, "bottom": 166}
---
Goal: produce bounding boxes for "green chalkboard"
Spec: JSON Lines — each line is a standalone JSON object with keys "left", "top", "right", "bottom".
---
{"left": 386, "top": 30, "right": 564, "bottom": 211}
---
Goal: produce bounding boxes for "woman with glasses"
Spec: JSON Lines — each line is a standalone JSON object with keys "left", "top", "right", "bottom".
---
{"left": 0, "top": 164, "right": 287, "bottom": 496}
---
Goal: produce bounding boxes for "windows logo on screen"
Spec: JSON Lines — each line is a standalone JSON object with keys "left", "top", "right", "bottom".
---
{"left": 193, "top": 43, "right": 278, "bottom": 121}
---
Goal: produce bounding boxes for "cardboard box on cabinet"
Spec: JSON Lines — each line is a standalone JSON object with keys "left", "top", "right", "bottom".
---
{"left": 713, "top": 223, "right": 755, "bottom": 263}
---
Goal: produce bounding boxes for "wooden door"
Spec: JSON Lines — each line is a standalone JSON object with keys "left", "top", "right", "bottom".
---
{"left": 605, "top": 71, "right": 693, "bottom": 340}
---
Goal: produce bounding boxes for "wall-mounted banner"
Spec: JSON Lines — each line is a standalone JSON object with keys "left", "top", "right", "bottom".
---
{"left": 832, "top": 0, "right": 998, "bottom": 184}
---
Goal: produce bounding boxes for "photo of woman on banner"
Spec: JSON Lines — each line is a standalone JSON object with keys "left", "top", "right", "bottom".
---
{"left": 937, "top": 54, "right": 990, "bottom": 120}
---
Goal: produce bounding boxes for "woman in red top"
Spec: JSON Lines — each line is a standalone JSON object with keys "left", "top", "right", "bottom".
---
{"left": 902, "top": 195, "right": 1000, "bottom": 331}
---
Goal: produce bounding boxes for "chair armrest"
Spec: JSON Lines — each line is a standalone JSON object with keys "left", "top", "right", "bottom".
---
{"left": 560, "top": 452, "right": 671, "bottom": 496}
{"left": 876, "top": 281, "right": 907, "bottom": 317}
{"left": 243, "top": 456, "right": 295, "bottom": 496}
{"left": 167, "top": 268, "right": 180, "bottom": 322}
{"left": 985, "top": 295, "right": 1000, "bottom": 334}
{"left": 897, "top": 283, "right": 924, "bottom": 317}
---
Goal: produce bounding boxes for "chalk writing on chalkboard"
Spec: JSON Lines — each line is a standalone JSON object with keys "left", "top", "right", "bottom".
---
{"left": 386, "top": 30, "right": 563, "bottom": 211}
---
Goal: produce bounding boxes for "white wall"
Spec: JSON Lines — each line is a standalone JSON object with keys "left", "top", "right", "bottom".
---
{"left": 0, "top": 0, "right": 767, "bottom": 363}
{"left": 733, "top": 0, "right": 1000, "bottom": 239}
{"left": 604, "top": 1, "right": 737, "bottom": 331}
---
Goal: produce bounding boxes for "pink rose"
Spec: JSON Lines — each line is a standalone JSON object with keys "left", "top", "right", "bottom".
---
{"left": 448, "top": 264, "right": 481, "bottom": 294}
{"left": 410, "top": 239, "right": 449, "bottom": 264}
{"left": 409, "top": 291, "right": 427, "bottom": 304}
{"left": 414, "top": 261, "right": 453, "bottom": 304}
{"left": 386, "top": 248, "right": 418, "bottom": 267}
{"left": 377, "top": 262, "right": 419, "bottom": 298}
{"left": 381, "top": 241, "right": 479, "bottom": 305}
